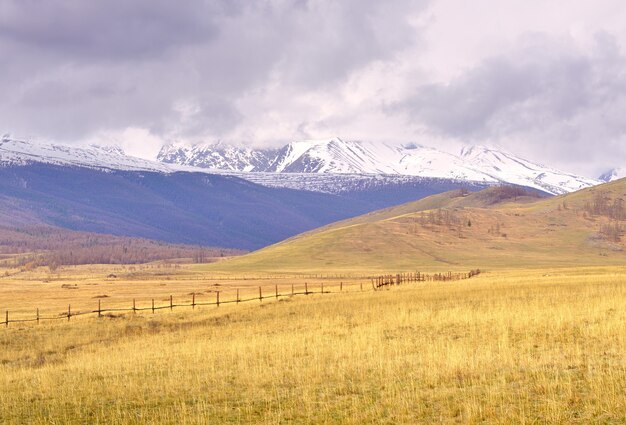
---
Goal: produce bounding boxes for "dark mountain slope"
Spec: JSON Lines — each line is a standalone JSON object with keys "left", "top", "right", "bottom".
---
{"left": 0, "top": 164, "right": 377, "bottom": 250}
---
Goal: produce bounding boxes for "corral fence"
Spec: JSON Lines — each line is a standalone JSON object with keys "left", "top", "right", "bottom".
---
{"left": 3, "top": 269, "right": 480, "bottom": 328}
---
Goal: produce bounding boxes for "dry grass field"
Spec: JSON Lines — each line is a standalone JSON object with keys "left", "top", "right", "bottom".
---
{"left": 0, "top": 262, "right": 369, "bottom": 321}
{"left": 1, "top": 266, "right": 625, "bottom": 424}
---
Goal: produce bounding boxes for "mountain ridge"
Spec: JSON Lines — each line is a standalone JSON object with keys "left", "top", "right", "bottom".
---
{"left": 0, "top": 136, "right": 602, "bottom": 195}
{"left": 158, "top": 137, "right": 600, "bottom": 195}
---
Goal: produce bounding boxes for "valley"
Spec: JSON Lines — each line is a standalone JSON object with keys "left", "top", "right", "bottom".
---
{"left": 4, "top": 3, "right": 626, "bottom": 423}
{"left": 0, "top": 140, "right": 624, "bottom": 424}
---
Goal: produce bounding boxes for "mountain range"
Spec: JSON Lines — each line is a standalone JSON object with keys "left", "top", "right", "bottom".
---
{"left": 0, "top": 135, "right": 617, "bottom": 250}
{"left": 158, "top": 137, "right": 600, "bottom": 195}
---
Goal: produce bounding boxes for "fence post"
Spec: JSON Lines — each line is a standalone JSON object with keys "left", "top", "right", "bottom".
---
{"left": 192, "top": 293, "right": 196, "bottom": 310}
{"left": 68, "top": 305, "right": 71, "bottom": 322}
{"left": 152, "top": 299, "right": 155, "bottom": 314}
{"left": 259, "top": 286, "right": 262, "bottom": 302}
{"left": 5, "top": 310, "right": 7, "bottom": 327}
{"left": 291, "top": 284, "right": 294, "bottom": 296}
{"left": 36, "top": 308, "right": 40, "bottom": 324}
{"left": 305, "top": 281, "right": 308, "bottom": 295}
{"left": 340, "top": 281, "right": 343, "bottom": 292}
{"left": 170, "top": 295, "right": 173, "bottom": 311}
{"left": 98, "top": 300, "right": 102, "bottom": 318}
{"left": 275, "top": 284, "right": 278, "bottom": 299}
{"left": 216, "top": 291, "right": 220, "bottom": 307}
{"left": 133, "top": 299, "right": 136, "bottom": 314}
{"left": 236, "top": 289, "right": 240, "bottom": 303}
{"left": 321, "top": 281, "right": 324, "bottom": 294}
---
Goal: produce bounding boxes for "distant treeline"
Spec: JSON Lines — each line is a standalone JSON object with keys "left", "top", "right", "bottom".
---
{"left": 0, "top": 226, "right": 244, "bottom": 268}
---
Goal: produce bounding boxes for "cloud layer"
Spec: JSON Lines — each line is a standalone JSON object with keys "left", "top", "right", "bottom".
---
{"left": 1, "top": 0, "right": 625, "bottom": 176}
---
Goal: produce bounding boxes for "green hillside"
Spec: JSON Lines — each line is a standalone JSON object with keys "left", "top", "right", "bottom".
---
{"left": 207, "top": 180, "right": 626, "bottom": 274}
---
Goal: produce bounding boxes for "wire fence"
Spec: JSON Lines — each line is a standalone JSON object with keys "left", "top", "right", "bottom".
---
{"left": 2, "top": 270, "right": 480, "bottom": 328}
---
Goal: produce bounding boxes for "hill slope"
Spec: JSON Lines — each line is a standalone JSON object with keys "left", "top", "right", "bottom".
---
{"left": 209, "top": 180, "right": 626, "bottom": 273}
{"left": 0, "top": 164, "right": 378, "bottom": 250}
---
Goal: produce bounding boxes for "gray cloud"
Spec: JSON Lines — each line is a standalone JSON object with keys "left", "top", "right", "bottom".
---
{"left": 1, "top": 0, "right": 625, "bottom": 177}
{"left": 0, "top": 0, "right": 425, "bottom": 145}
{"left": 393, "top": 34, "right": 626, "bottom": 175}
{"left": 0, "top": 1, "right": 227, "bottom": 60}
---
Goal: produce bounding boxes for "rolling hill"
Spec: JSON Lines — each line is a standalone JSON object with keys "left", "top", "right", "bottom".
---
{"left": 208, "top": 179, "right": 626, "bottom": 273}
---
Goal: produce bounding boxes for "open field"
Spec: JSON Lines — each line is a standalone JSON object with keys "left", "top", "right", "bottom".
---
{"left": 0, "top": 262, "right": 378, "bottom": 320}
{"left": 1, "top": 266, "right": 626, "bottom": 424}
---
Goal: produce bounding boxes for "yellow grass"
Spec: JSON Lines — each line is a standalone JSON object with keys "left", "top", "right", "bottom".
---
{"left": 1, "top": 266, "right": 626, "bottom": 424}
{"left": 0, "top": 262, "right": 371, "bottom": 320}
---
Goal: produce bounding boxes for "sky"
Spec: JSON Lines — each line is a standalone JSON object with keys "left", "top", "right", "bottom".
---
{"left": 1, "top": 0, "right": 625, "bottom": 178}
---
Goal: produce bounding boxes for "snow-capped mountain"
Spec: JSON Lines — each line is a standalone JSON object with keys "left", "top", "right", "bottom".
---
{"left": 158, "top": 137, "right": 600, "bottom": 195}
{"left": 261, "top": 139, "right": 488, "bottom": 181}
{"left": 599, "top": 168, "right": 625, "bottom": 182}
{"left": 158, "top": 141, "right": 278, "bottom": 172}
{"left": 0, "top": 136, "right": 172, "bottom": 173}
{"left": 458, "top": 145, "right": 598, "bottom": 195}
{"left": 0, "top": 135, "right": 602, "bottom": 195}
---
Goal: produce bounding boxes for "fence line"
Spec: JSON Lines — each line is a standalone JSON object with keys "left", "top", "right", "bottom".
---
{"left": 3, "top": 270, "right": 480, "bottom": 328}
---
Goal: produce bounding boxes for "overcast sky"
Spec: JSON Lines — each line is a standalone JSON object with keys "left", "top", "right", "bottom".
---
{"left": 1, "top": 0, "right": 625, "bottom": 177}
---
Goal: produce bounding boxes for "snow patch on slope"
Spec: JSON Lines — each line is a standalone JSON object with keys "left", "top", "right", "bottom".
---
{"left": 0, "top": 137, "right": 173, "bottom": 172}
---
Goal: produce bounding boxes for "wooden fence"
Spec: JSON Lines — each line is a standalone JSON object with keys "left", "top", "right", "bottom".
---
{"left": 3, "top": 270, "right": 480, "bottom": 328}
{"left": 372, "top": 269, "right": 480, "bottom": 289}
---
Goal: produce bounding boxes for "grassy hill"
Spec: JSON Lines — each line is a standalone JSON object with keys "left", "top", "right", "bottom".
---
{"left": 207, "top": 179, "right": 626, "bottom": 274}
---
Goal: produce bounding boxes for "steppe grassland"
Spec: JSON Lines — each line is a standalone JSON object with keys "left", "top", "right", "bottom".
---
{"left": 0, "top": 262, "right": 363, "bottom": 319}
{"left": 1, "top": 267, "right": 625, "bottom": 424}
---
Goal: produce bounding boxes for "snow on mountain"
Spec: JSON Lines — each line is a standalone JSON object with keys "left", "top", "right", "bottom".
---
{"left": 0, "top": 137, "right": 173, "bottom": 172}
{"left": 159, "top": 138, "right": 600, "bottom": 195}
{"left": 0, "top": 136, "right": 603, "bottom": 196}
{"left": 599, "top": 168, "right": 626, "bottom": 182}
{"left": 263, "top": 138, "right": 487, "bottom": 180}
{"left": 158, "top": 142, "right": 278, "bottom": 172}
{"left": 458, "top": 145, "right": 600, "bottom": 195}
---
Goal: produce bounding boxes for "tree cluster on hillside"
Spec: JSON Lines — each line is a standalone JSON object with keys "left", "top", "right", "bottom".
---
{"left": 492, "top": 185, "right": 535, "bottom": 200}
{"left": 581, "top": 191, "right": 625, "bottom": 242}
{"left": 599, "top": 221, "right": 625, "bottom": 243}
{"left": 414, "top": 209, "right": 470, "bottom": 238}
{"left": 0, "top": 226, "right": 243, "bottom": 268}
{"left": 583, "top": 191, "right": 625, "bottom": 221}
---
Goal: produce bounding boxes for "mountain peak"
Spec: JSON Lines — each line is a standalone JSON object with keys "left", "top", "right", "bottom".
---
{"left": 0, "top": 137, "right": 603, "bottom": 196}
{"left": 158, "top": 138, "right": 600, "bottom": 194}
{"left": 599, "top": 168, "right": 625, "bottom": 182}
